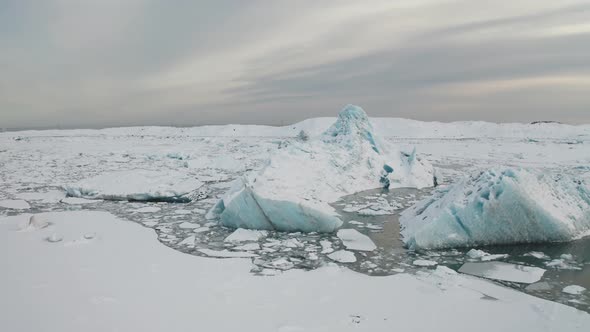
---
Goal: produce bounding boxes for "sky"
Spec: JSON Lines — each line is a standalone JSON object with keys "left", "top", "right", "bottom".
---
{"left": 1, "top": 0, "right": 589, "bottom": 129}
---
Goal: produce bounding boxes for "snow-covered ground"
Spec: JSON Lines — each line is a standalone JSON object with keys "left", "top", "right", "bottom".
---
{"left": 1, "top": 211, "right": 588, "bottom": 332}
{"left": 1, "top": 116, "right": 590, "bottom": 330}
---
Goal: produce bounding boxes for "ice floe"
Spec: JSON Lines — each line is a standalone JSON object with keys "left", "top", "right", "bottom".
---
{"left": 64, "top": 170, "right": 203, "bottom": 202}
{"left": 413, "top": 259, "right": 438, "bottom": 267}
{"left": 465, "top": 249, "right": 508, "bottom": 261}
{"left": 224, "top": 228, "right": 268, "bottom": 243}
{"left": 328, "top": 250, "right": 357, "bottom": 263}
{"left": 459, "top": 262, "right": 545, "bottom": 284}
{"left": 563, "top": 285, "right": 586, "bottom": 295}
{"left": 401, "top": 168, "right": 590, "bottom": 249}
{"left": 337, "top": 229, "right": 376, "bottom": 251}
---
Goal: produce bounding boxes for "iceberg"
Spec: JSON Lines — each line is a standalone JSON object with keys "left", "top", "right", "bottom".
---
{"left": 400, "top": 168, "right": 590, "bottom": 250}
{"left": 64, "top": 170, "right": 203, "bottom": 202}
{"left": 209, "top": 105, "right": 435, "bottom": 232}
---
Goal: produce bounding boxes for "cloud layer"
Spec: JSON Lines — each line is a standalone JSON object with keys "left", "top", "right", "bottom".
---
{"left": 1, "top": 0, "right": 589, "bottom": 128}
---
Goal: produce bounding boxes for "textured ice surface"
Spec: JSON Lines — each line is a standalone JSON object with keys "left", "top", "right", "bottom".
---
{"left": 401, "top": 168, "right": 590, "bottom": 250}
{"left": 210, "top": 105, "right": 435, "bottom": 232}
{"left": 64, "top": 170, "right": 203, "bottom": 202}
{"left": 459, "top": 262, "right": 546, "bottom": 284}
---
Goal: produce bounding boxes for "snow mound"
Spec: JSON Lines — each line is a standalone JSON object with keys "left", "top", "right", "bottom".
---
{"left": 401, "top": 168, "right": 590, "bottom": 250}
{"left": 209, "top": 105, "right": 435, "bottom": 232}
{"left": 64, "top": 170, "right": 203, "bottom": 202}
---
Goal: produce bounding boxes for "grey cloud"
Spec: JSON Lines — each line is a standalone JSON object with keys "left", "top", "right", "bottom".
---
{"left": 1, "top": 1, "right": 589, "bottom": 129}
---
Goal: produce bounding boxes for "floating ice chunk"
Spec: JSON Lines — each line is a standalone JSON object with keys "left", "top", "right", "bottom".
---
{"left": 178, "top": 222, "right": 201, "bottom": 229}
{"left": 266, "top": 258, "right": 294, "bottom": 270}
{"left": 178, "top": 235, "right": 196, "bottom": 246}
{"left": 481, "top": 254, "right": 508, "bottom": 261}
{"left": 209, "top": 105, "right": 435, "bottom": 233}
{"left": 0, "top": 199, "right": 30, "bottom": 210}
{"left": 224, "top": 228, "right": 268, "bottom": 243}
{"left": 401, "top": 168, "right": 590, "bottom": 250}
{"left": 525, "top": 251, "right": 550, "bottom": 260}
{"left": 328, "top": 250, "right": 356, "bottom": 263}
{"left": 64, "top": 170, "right": 203, "bottom": 202}
{"left": 281, "top": 238, "right": 303, "bottom": 248}
{"left": 60, "top": 197, "right": 101, "bottom": 204}
{"left": 133, "top": 206, "right": 161, "bottom": 213}
{"left": 364, "top": 224, "right": 383, "bottom": 230}
{"left": 174, "top": 209, "right": 192, "bottom": 215}
{"left": 459, "top": 262, "right": 545, "bottom": 284}
{"left": 197, "top": 249, "right": 257, "bottom": 258}
{"left": 560, "top": 253, "right": 574, "bottom": 260}
{"left": 466, "top": 249, "right": 489, "bottom": 259}
{"left": 320, "top": 240, "right": 334, "bottom": 254}
{"left": 345, "top": 197, "right": 398, "bottom": 216}
{"left": 545, "top": 259, "right": 582, "bottom": 270}
{"left": 466, "top": 249, "right": 508, "bottom": 261}
{"left": 193, "top": 227, "right": 210, "bottom": 233}
{"left": 337, "top": 229, "right": 376, "bottom": 251}
{"left": 413, "top": 259, "right": 438, "bottom": 267}
{"left": 563, "top": 285, "right": 586, "bottom": 295}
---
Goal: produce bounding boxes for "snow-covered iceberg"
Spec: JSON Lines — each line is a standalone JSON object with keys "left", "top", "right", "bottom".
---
{"left": 400, "top": 168, "right": 590, "bottom": 250}
{"left": 209, "top": 105, "right": 435, "bottom": 232}
{"left": 64, "top": 170, "right": 203, "bottom": 202}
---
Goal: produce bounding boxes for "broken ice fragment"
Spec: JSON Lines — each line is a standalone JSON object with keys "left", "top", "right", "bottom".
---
{"left": 328, "top": 250, "right": 357, "bottom": 263}
{"left": 64, "top": 170, "right": 203, "bottom": 202}
{"left": 224, "top": 228, "right": 267, "bottom": 243}
{"left": 458, "top": 262, "right": 545, "bottom": 284}
{"left": 562, "top": 285, "right": 586, "bottom": 295}
{"left": 412, "top": 259, "right": 438, "bottom": 267}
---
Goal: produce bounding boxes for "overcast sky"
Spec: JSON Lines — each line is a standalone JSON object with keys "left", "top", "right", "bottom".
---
{"left": 1, "top": 0, "right": 589, "bottom": 129}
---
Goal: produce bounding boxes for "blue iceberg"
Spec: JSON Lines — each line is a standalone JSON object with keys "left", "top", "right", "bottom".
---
{"left": 400, "top": 168, "right": 590, "bottom": 250}
{"left": 208, "top": 105, "right": 436, "bottom": 232}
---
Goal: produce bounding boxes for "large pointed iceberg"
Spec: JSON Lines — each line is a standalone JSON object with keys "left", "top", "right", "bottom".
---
{"left": 400, "top": 168, "right": 590, "bottom": 250}
{"left": 208, "top": 105, "right": 436, "bottom": 232}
